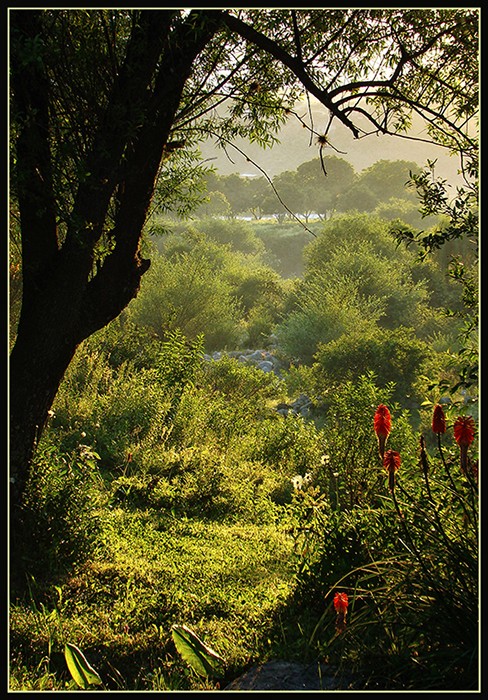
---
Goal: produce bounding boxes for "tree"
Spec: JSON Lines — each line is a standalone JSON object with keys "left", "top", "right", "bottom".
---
{"left": 128, "top": 248, "right": 244, "bottom": 352}
{"left": 296, "top": 156, "right": 356, "bottom": 219}
{"left": 273, "top": 170, "right": 307, "bottom": 218}
{"left": 9, "top": 9, "right": 478, "bottom": 518}
{"left": 276, "top": 213, "right": 465, "bottom": 363}
{"left": 356, "top": 160, "right": 421, "bottom": 203}
{"left": 196, "top": 190, "right": 231, "bottom": 218}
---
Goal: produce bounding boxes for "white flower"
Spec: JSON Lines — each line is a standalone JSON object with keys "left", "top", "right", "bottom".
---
{"left": 291, "top": 475, "right": 303, "bottom": 490}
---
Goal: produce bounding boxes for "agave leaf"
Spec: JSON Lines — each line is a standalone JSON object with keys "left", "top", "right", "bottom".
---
{"left": 171, "top": 624, "right": 225, "bottom": 678}
{"left": 64, "top": 642, "right": 103, "bottom": 688}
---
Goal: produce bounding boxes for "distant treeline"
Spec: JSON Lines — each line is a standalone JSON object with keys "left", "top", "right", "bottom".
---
{"left": 192, "top": 156, "right": 440, "bottom": 228}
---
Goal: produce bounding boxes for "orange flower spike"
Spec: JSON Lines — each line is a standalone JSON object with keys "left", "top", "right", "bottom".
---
{"left": 432, "top": 404, "right": 446, "bottom": 435}
{"left": 374, "top": 404, "right": 391, "bottom": 458}
{"left": 333, "top": 592, "right": 349, "bottom": 633}
{"left": 333, "top": 592, "right": 349, "bottom": 614}
{"left": 453, "top": 415, "right": 476, "bottom": 473}
{"left": 383, "top": 449, "right": 401, "bottom": 492}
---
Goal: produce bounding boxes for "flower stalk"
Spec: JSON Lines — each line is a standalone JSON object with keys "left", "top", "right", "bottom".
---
{"left": 383, "top": 449, "right": 401, "bottom": 492}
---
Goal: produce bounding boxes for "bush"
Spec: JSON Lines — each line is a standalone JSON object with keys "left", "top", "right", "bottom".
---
{"left": 11, "top": 441, "right": 104, "bottom": 595}
{"left": 276, "top": 275, "right": 382, "bottom": 364}
{"left": 197, "top": 218, "right": 265, "bottom": 256}
{"left": 128, "top": 249, "right": 244, "bottom": 351}
{"left": 313, "top": 326, "right": 431, "bottom": 408}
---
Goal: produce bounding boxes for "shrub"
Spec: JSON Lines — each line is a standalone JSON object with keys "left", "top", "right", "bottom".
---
{"left": 276, "top": 275, "right": 383, "bottom": 364}
{"left": 313, "top": 326, "right": 431, "bottom": 408}
{"left": 128, "top": 250, "right": 244, "bottom": 351}
{"left": 197, "top": 218, "right": 265, "bottom": 256}
{"left": 11, "top": 441, "right": 104, "bottom": 595}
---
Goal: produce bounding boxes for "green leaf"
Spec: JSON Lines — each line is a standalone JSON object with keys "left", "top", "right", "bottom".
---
{"left": 171, "top": 624, "right": 225, "bottom": 678}
{"left": 64, "top": 643, "right": 102, "bottom": 689}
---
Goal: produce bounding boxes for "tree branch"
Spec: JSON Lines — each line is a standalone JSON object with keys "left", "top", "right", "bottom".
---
{"left": 10, "top": 11, "right": 59, "bottom": 296}
{"left": 221, "top": 11, "right": 361, "bottom": 139}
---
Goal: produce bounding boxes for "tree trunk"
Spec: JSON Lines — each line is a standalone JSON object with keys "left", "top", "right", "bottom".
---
{"left": 9, "top": 317, "right": 79, "bottom": 515}
{"left": 9, "top": 9, "right": 224, "bottom": 523}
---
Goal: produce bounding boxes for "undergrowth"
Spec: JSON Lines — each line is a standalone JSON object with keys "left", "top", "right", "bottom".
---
{"left": 9, "top": 326, "right": 479, "bottom": 691}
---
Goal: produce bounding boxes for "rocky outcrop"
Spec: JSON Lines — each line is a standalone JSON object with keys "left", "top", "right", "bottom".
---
{"left": 204, "top": 348, "right": 285, "bottom": 376}
{"left": 223, "top": 659, "right": 356, "bottom": 691}
{"left": 204, "top": 350, "right": 318, "bottom": 418}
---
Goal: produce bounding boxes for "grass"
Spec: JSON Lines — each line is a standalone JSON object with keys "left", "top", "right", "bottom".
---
{"left": 10, "top": 504, "right": 301, "bottom": 691}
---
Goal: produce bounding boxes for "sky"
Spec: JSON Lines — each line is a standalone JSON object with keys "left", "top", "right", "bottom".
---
{"left": 200, "top": 97, "right": 464, "bottom": 185}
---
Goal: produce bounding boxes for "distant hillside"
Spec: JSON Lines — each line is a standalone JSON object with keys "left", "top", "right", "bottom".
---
{"left": 199, "top": 99, "right": 462, "bottom": 184}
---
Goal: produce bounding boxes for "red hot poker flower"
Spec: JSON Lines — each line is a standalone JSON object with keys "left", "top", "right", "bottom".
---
{"left": 333, "top": 592, "right": 349, "bottom": 633}
{"left": 333, "top": 592, "right": 349, "bottom": 614}
{"left": 432, "top": 404, "right": 446, "bottom": 435}
{"left": 453, "top": 415, "right": 476, "bottom": 473}
{"left": 383, "top": 449, "right": 401, "bottom": 492}
{"left": 374, "top": 404, "right": 391, "bottom": 458}
{"left": 453, "top": 415, "right": 475, "bottom": 446}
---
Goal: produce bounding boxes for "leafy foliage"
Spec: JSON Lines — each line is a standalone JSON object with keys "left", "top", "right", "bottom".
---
{"left": 171, "top": 625, "right": 225, "bottom": 679}
{"left": 275, "top": 213, "right": 469, "bottom": 384}
{"left": 64, "top": 643, "right": 103, "bottom": 689}
{"left": 287, "top": 389, "right": 478, "bottom": 690}
{"left": 10, "top": 312, "right": 478, "bottom": 691}
{"left": 313, "top": 327, "right": 431, "bottom": 406}
{"left": 9, "top": 7, "right": 479, "bottom": 693}
{"left": 128, "top": 247, "right": 244, "bottom": 351}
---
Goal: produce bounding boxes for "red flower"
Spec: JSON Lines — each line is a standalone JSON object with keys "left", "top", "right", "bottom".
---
{"left": 453, "top": 416, "right": 476, "bottom": 473}
{"left": 383, "top": 449, "right": 401, "bottom": 492}
{"left": 333, "top": 592, "right": 349, "bottom": 614}
{"left": 453, "top": 415, "right": 475, "bottom": 446}
{"left": 374, "top": 404, "right": 391, "bottom": 458}
{"left": 333, "top": 592, "right": 349, "bottom": 633}
{"left": 432, "top": 404, "right": 446, "bottom": 434}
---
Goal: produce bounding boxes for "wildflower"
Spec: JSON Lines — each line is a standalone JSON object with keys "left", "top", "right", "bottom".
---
{"left": 383, "top": 449, "right": 401, "bottom": 492}
{"left": 453, "top": 415, "right": 476, "bottom": 473}
{"left": 333, "top": 592, "right": 349, "bottom": 633}
{"left": 431, "top": 404, "right": 446, "bottom": 434}
{"left": 333, "top": 592, "right": 349, "bottom": 613}
{"left": 374, "top": 404, "right": 391, "bottom": 458}
{"left": 291, "top": 475, "right": 303, "bottom": 490}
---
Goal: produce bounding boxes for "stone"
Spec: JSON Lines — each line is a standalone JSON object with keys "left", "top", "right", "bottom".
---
{"left": 223, "top": 659, "right": 355, "bottom": 691}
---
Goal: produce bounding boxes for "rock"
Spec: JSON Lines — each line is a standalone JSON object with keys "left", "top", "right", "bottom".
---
{"left": 249, "top": 350, "right": 266, "bottom": 361}
{"left": 223, "top": 659, "right": 355, "bottom": 691}
{"left": 257, "top": 360, "right": 274, "bottom": 373}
